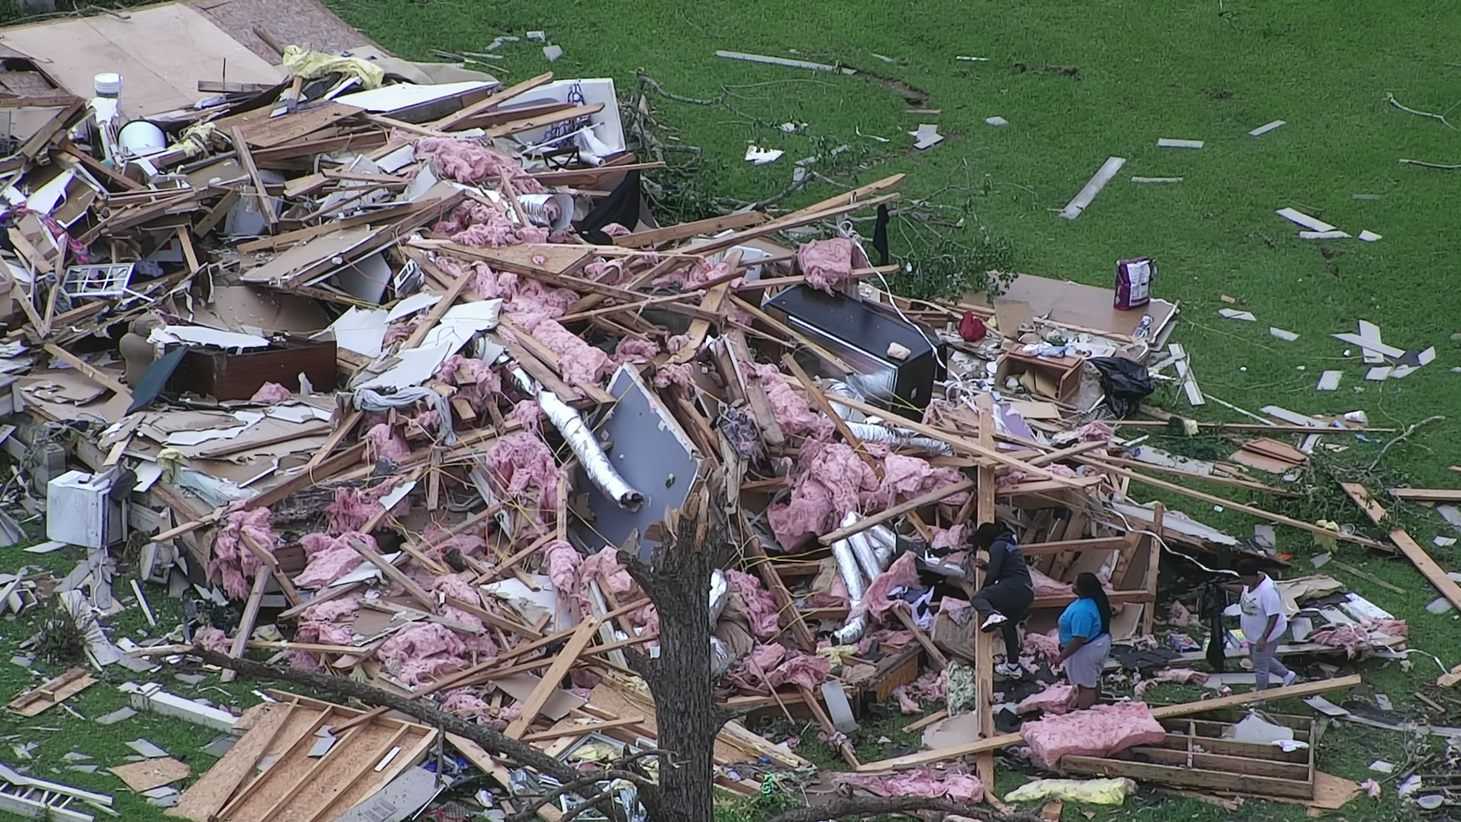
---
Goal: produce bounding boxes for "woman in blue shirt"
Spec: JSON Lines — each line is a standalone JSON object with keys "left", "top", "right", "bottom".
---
{"left": 1055, "top": 573, "right": 1112, "bottom": 709}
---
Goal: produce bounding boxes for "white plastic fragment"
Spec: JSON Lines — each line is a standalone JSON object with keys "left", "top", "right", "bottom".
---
{"left": 1249, "top": 120, "right": 1286, "bottom": 137}
{"left": 984, "top": 116, "right": 1008, "bottom": 127}
{"left": 542, "top": 45, "right": 563, "bottom": 62}
{"left": 743, "top": 145, "right": 784, "bottom": 165}
{"left": 1157, "top": 138, "right": 1204, "bottom": 149}
{"left": 1059, "top": 156, "right": 1126, "bottom": 220}
{"left": 1276, "top": 207, "right": 1337, "bottom": 232}
{"left": 1316, "top": 370, "right": 1342, "bottom": 391}
{"left": 1218, "top": 309, "right": 1256, "bottom": 321}
{"left": 1358, "top": 230, "right": 1382, "bottom": 242}
{"left": 1269, "top": 327, "right": 1299, "bottom": 341}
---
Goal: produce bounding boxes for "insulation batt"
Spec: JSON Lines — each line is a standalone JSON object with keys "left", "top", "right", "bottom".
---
{"left": 414, "top": 138, "right": 543, "bottom": 192}
{"left": 1309, "top": 619, "right": 1408, "bottom": 658}
{"left": 726, "top": 643, "right": 830, "bottom": 691}
{"left": 436, "top": 355, "right": 502, "bottom": 414}
{"left": 485, "top": 432, "right": 560, "bottom": 533}
{"left": 194, "top": 626, "right": 231, "bottom": 655}
{"left": 511, "top": 313, "right": 610, "bottom": 389}
{"left": 294, "top": 532, "right": 371, "bottom": 588}
{"left": 838, "top": 767, "right": 983, "bottom": 803}
{"left": 724, "top": 569, "right": 780, "bottom": 641}
{"left": 432, "top": 573, "right": 499, "bottom": 656}
{"left": 248, "top": 382, "right": 290, "bottom": 403}
{"left": 434, "top": 201, "right": 549, "bottom": 248}
{"left": 420, "top": 524, "right": 485, "bottom": 562}
{"left": 613, "top": 336, "right": 658, "bottom": 365}
{"left": 1016, "top": 683, "right": 1076, "bottom": 715}
{"left": 745, "top": 361, "right": 834, "bottom": 440}
{"left": 768, "top": 442, "right": 878, "bottom": 548}
{"left": 435, "top": 256, "right": 577, "bottom": 320}
{"left": 931, "top": 524, "right": 966, "bottom": 552}
{"left": 364, "top": 422, "right": 410, "bottom": 464}
{"left": 1023, "top": 629, "right": 1063, "bottom": 665}
{"left": 326, "top": 485, "right": 388, "bottom": 533}
{"left": 655, "top": 256, "right": 732, "bottom": 290}
{"left": 292, "top": 593, "right": 361, "bottom": 670}
{"left": 208, "top": 508, "right": 274, "bottom": 600}
{"left": 1029, "top": 566, "right": 1073, "bottom": 597}
{"left": 858, "top": 551, "right": 920, "bottom": 621}
{"left": 868, "top": 453, "right": 969, "bottom": 509}
{"left": 1021, "top": 702, "right": 1168, "bottom": 769}
{"left": 378, "top": 623, "right": 469, "bottom": 687}
{"left": 797, "top": 237, "right": 868, "bottom": 293}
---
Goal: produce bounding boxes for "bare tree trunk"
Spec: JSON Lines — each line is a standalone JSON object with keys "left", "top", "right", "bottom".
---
{"left": 621, "top": 481, "right": 734, "bottom": 821}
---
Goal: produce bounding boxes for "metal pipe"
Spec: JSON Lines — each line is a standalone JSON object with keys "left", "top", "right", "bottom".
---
{"left": 510, "top": 367, "right": 643, "bottom": 510}
{"left": 830, "top": 530, "right": 870, "bottom": 644}
{"left": 841, "top": 511, "right": 884, "bottom": 583}
{"left": 845, "top": 421, "right": 953, "bottom": 455}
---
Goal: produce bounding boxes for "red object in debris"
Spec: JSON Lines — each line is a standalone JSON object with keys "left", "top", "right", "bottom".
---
{"left": 959, "top": 312, "right": 987, "bottom": 342}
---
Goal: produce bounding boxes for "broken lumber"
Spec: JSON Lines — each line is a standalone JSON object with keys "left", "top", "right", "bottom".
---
{"left": 1340, "top": 483, "right": 1461, "bottom": 611}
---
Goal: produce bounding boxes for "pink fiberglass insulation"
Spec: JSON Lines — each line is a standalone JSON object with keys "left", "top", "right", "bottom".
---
{"left": 486, "top": 432, "right": 560, "bottom": 533}
{"left": 1077, "top": 420, "right": 1115, "bottom": 441}
{"left": 415, "top": 138, "right": 543, "bottom": 192}
{"left": 1016, "top": 683, "right": 1076, "bottom": 715}
{"left": 1309, "top": 619, "right": 1407, "bottom": 658}
{"left": 364, "top": 422, "right": 411, "bottom": 464}
{"left": 654, "top": 361, "right": 695, "bottom": 391}
{"left": 295, "top": 532, "right": 370, "bottom": 589}
{"left": 931, "top": 524, "right": 966, "bottom": 552}
{"left": 655, "top": 256, "right": 732, "bottom": 290}
{"left": 208, "top": 508, "right": 274, "bottom": 600}
{"left": 727, "top": 643, "right": 830, "bottom": 691}
{"left": 544, "top": 539, "right": 582, "bottom": 602}
{"left": 859, "top": 551, "right": 921, "bottom": 621}
{"left": 613, "top": 336, "right": 658, "bottom": 365}
{"left": 1132, "top": 668, "right": 1208, "bottom": 699}
{"left": 745, "top": 361, "right": 834, "bottom": 441}
{"left": 869, "top": 453, "right": 970, "bottom": 509}
{"left": 508, "top": 399, "right": 543, "bottom": 432}
{"left": 432, "top": 573, "right": 499, "bottom": 656}
{"left": 582, "top": 257, "right": 626, "bottom": 285}
{"left": 378, "top": 622, "right": 469, "bottom": 687}
{"left": 1021, "top": 701, "right": 1168, "bottom": 769}
{"left": 420, "top": 524, "right": 486, "bottom": 562}
{"left": 838, "top": 767, "right": 983, "bottom": 803}
{"left": 194, "top": 626, "right": 232, "bottom": 655}
{"left": 440, "top": 689, "right": 506, "bottom": 729}
{"left": 434, "top": 200, "right": 550, "bottom": 248}
{"left": 797, "top": 238, "right": 867, "bottom": 293}
{"left": 291, "top": 593, "right": 361, "bottom": 669}
{"left": 249, "top": 382, "right": 290, "bottom": 403}
{"left": 326, "top": 485, "right": 388, "bottom": 534}
{"left": 903, "top": 667, "right": 946, "bottom": 703}
{"left": 1023, "top": 628, "right": 1062, "bottom": 664}
{"left": 724, "top": 569, "right": 780, "bottom": 641}
{"left": 599, "top": 223, "right": 631, "bottom": 238}
{"left": 768, "top": 442, "right": 879, "bottom": 548}
{"left": 893, "top": 686, "right": 921, "bottom": 715}
{"left": 511, "top": 313, "right": 610, "bottom": 389}
{"left": 436, "top": 354, "right": 502, "bottom": 415}
{"left": 1029, "top": 566, "right": 1072, "bottom": 597}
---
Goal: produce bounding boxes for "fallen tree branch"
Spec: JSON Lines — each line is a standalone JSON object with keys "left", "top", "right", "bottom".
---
{"left": 1399, "top": 158, "right": 1461, "bottom": 170}
{"left": 766, "top": 796, "right": 1040, "bottom": 822}
{"left": 187, "top": 649, "right": 626, "bottom": 792}
{"left": 1387, "top": 92, "right": 1455, "bottom": 129}
{"left": 1368, "top": 414, "right": 1445, "bottom": 471}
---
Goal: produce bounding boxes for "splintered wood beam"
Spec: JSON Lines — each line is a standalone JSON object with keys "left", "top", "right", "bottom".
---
{"left": 817, "top": 480, "right": 974, "bottom": 546}
{"left": 613, "top": 211, "right": 767, "bottom": 248}
{"left": 504, "top": 618, "right": 601, "bottom": 739}
{"left": 230, "top": 125, "right": 277, "bottom": 232}
{"left": 431, "top": 71, "right": 554, "bottom": 130}
{"left": 973, "top": 392, "right": 996, "bottom": 791}
{"left": 854, "top": 675, "right": 1362, "bottom": 773}
{"left": 1341, "top": 483, "right": 1461, "bottom": 611}
{"left": 221, "top": 566, "right": 270, "bottom": 683}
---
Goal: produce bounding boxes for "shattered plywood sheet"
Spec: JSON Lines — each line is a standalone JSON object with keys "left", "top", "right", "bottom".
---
{"left": 967, "top": 273, "right": 1177, "bottom": 338}
{"left": 172, "top": 693, "right": 436, "bottom": 822}
{"left": 6, "top": 667, "right": 94, "bottom": 716}
{"left": 111, "top": 757, "right": 190, "bottom": 792}
{"left": 0, "top": 3, "right": 280, "bottom": 115}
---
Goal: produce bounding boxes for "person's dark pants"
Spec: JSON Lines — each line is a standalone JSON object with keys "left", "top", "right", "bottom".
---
{"left": 971, "top": 580, "right": 1034, "bottom": 661}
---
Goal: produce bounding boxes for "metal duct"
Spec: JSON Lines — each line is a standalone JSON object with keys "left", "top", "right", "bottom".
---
{"left": 845, "top": 421, "right": 953, "bottom": 455}
{"left": 840, "top": 511, "right": 885, "bottom": 583}
{"left": 831, "top": 531, "right": 870, "bottom": 645}
{"left": 510, "top": 367, "right": 644, "bottom": 510}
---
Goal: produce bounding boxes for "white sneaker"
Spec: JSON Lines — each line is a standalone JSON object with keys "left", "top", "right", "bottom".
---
{"left": 980, "top": 613, "right": 1008, "bottom": 632}
{"left": 995, "top": 662, "right": 1023, "bottom": 678}
{"left": 1282, "top": 671, "right": 1299, "bottom": 687}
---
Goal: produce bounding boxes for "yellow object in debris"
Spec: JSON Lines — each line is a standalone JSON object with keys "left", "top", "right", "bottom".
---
{"left": 281, "top": 46, "right": 385, "bottom": 89}
{"left": 1313, "top": 519, "right": 1340, "bottom": 551}
{"left": 1004, "top": 777, "right": 1136, "bottom": 805}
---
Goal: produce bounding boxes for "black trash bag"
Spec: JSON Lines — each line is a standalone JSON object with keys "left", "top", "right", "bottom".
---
{"left": 1088, "top": 356, "right": 1154, "bottom": 417}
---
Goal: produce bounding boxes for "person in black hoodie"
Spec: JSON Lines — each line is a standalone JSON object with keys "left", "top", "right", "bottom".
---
{"left": 967, "top": 522, "right": 1034, "bottom": 678}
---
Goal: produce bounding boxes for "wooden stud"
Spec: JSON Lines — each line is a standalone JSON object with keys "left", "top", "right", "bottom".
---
{"left": 973, "top": 393, "right": 996, "bottom": 792}
{"left": 230, "top": 125, "right": 277, "bottom": 232}
{"left": 504, "top": 618, "right": 601, "bottom": 739}
{"left": 221, "top": 566, "right": 270, "bottom": 683}
{"left": 1340, "top": 483, "right": 1461, "bottom": 611}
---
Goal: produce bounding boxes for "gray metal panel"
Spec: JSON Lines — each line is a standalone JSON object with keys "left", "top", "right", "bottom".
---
{"left": 574, "top": 366, "right": 701, "bottom": 556}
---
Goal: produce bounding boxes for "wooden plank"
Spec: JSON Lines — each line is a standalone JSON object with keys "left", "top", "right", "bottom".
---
{"left": 1062, "top": 755, "right": 1312, "bottom": 799}
{"left": 1079, "top": 459, "right": 1389, "bottom": 551}
{"left": 1141, "top": 502, "right": 1164, "bottom": 634}
{"left": 522, "top": 716, "right": 645, "bottom": 742}
{"left": 1341, "top": 483, "right": 1461, "bottom": 610}
{"left": 741, "top": 514, "right": 816, "bottom": 653}
{"left": 485, "top": 103, "right": 603, "bottom": 138}
{"left": 1019, "top": 537, "right": 1129, "bottom": 556}
{"left": 613, "top": 211, "right": 766, "bottom": 248}
{"left": 7, "top": 668, "right": 93, "bottom": 716}
{"left": 973, "top": 392, "right": 996, "bottom": 791}
{"left": 221, "top": 566, "right": 270, "bottom": 683}
{"left": 1389, "top": 487, "right": 1461, "bottom": 503}
{"left": 853, "top": 675, "right": 1362, "bottom": 773}
{"left": 43, "top": 343, "right": 132, "bottom": 401}
{"left": 431, "top": 71, "right": 553, "bottom": 130}
{"left": 504, "top": 618, "right": 600, "bottom": 739}
{"left": 170, "top": 701, "right": 297, "bottom": 821}
{"left": 817, "top": 480, "right": 974, "bottom": 545}
{"left": 230, "top": 125, "right": 277, "bottom": 232}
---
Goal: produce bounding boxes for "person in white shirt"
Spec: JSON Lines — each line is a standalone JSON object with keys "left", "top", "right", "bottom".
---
{"left": 1235, "top": 561, "right": 1298, "bottom": 690}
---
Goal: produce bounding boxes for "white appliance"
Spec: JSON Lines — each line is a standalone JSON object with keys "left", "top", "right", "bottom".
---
{"left": 45, "top": 469, "right": 127, "bottom": 549}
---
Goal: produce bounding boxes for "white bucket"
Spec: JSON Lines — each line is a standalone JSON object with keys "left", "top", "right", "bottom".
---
{"left": 117, "top": 120, "right": 165, "bottom": 156}
{"left": 517, "top": 192, "right": 574, "bottom": 232}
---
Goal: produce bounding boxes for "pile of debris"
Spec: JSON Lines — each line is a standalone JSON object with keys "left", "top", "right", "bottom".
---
{"left": 1, "top": 6, "right": 1458, "bottom": 821}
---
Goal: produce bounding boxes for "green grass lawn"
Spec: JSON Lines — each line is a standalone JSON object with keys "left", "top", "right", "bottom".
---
{"left": 0, "top": 1, "right": 1458, "bottom": 820}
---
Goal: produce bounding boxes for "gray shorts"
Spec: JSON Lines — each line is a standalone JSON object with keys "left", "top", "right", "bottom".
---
{"left": 1065, "top": 633, "right": 1112, "bottom": 689}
